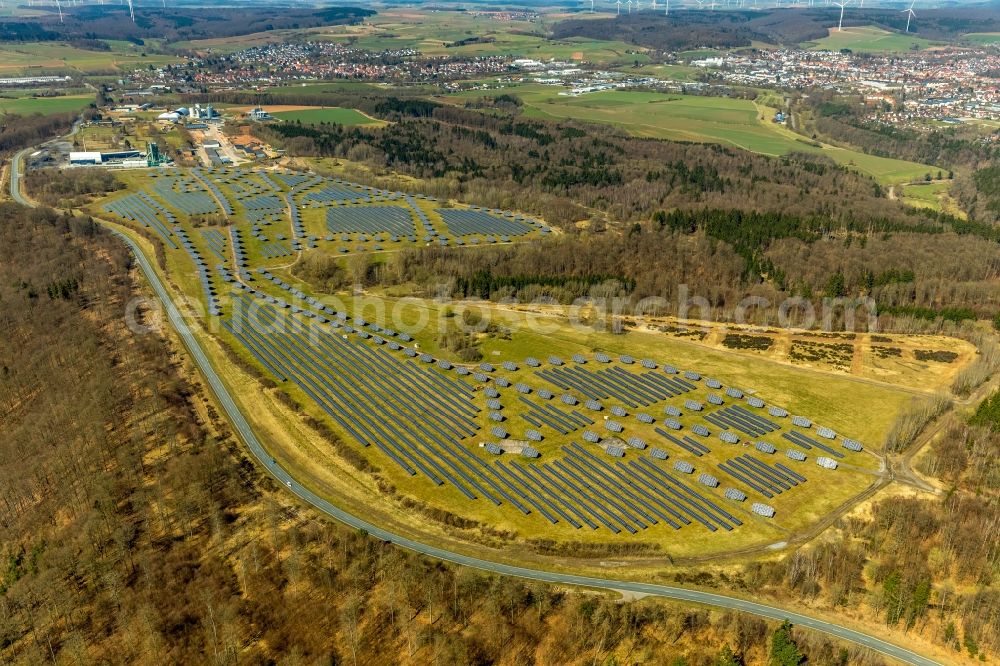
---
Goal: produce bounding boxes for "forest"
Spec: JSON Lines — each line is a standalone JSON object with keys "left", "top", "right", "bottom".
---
{"left": 0, "top": 112, "right": 78, "bottom": 157}
{"left": 0, "top": 5, "right": 374, "bottom": 43}
{"left": 551, "top": 7, "right": 1000, "bottom": 49}
{"left": 202, "top": 94, "right": 1000, "bottom": 331}
{"left": 0, "top": 200, "right": 885, "bottom": 665}
{"left": 800, "top": 93, "right": 997, "bottom": 177}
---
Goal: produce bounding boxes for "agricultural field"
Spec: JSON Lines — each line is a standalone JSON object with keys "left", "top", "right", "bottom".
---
{"left": 0, "top": 93, "right": 93, "bottom": 116}
{"left": 270, "top": 106, "right": 386, "bottom": 126}
{"left": 306, "top": 9, "right": 650, "bottom": 65}
{"left": 960, "top": 32, "right": 1000, "bottom": 45}
{"left": 444, "top": 85, "right": 936, "bottom": 184}
{"left": 899, "top": 180, "right": 957, "bottom": 213}
{"left": 804, "top": 26, "right": 941, "bottom": 53}
{"left": 89, "top": 164, "right": 965, "bottom": 561}
{"left": 0, "top": 40, "right": 177, "bottom": 75}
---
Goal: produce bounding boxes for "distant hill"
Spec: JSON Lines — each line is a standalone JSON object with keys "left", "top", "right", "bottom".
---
{"left": 0, "top": 5, "right": 375, "bottom": 43}
{"left": 551, "top": 7, "right": 1000, "bottom": 50}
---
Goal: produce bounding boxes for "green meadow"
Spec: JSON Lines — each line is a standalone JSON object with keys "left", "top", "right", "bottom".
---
{"left": 271, "top": 107, "right": 385, "bottom": 126}
{"left": 0, "top": 93, "right": 94, "bottom": 116}
{"left": 805, "top": 26, "right": 939, "bottom": 53}
{"left": 0, "top": 41, "right": 177, "bottom": 75}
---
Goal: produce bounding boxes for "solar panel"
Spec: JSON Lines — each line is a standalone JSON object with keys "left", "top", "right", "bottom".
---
{"left": 521, "top": 447, "right": 540, "bottom": 458}
{"left": 515, "top": 383, "right": 531, "bottom": 394}
{"left": 817, "top": 457, "right": 838, "bottom": 469}
{"left": 663, "top": 418, "right": 682, "bottom": 430}
{"left": 724, "top": 488, "right": 747, "bottom": 502}
{"left": 768, "top": 406, "right": 788, "bottom": 418}
{"left": 664, "top": 405, "right": 682, "bottom": 417}
{"left": 525, "top": 429, "right": 542, "bottom": 442}
{"left": 561, "top": 394, "right": 578, "bottom": 405}
{"left": 582, "top": 430, "right": 601, "bottom": 443}
{"left": 683, "top": 371, "right": 701, "bottom": 381}
{"left": 479, "top": 363, "right": 495, "bottom": 372}
{"left": 705, "top": 378, "right": 722, "bottom": 389}
{"left": 619, "top": 355, "right": 634, "bottom": 364}
{"left": 572, "top": 354, "right": 586, "bottom": 364}
{"left": 698, "top": 473, "right": 719, "bottom": 487}
{"left": 673, "top": 460, "right": 694, "bottom": 474}
{"left": 537, "top": 389, "right": 553, "bottom": 399}
{"left": 595, "top": 353, "right": 611, "bottom": 363}
{"left": 842, "top": 438, "right": 863, "bottom": 452}
{"left": 636, "top": 413, "right": 654, "bottom": 424}
{"left": 489, "top": 412, "right": 504, "bottom": 422}
{"left": 485, "top": 387, "right": 500, "bottom": 398}
{"left": 707, "top": 394, "right": 724, "bottom": 406}
{"left": 816, "top": 426, "right": 836, "bottom": 439}
{"left": 751, "top": 502, "right": 775, "bottom": 517}
{"left": 585, "top": 400, "right": 603, "bottom": 411}
{"left": 663, "top": 365, "right": 678, "bottom": 374}
{"left": 649, "top": 448, "right": 668, "bottom": 460}
{"left": 604, "top": 420, "right": 624, "bottom": 433}
{"left": 485, "top": 443, "right": 503, "bottom": 455}
{"left": 684, "top": 399, "right": 703, "bottom": 412}
{"left": 747, "top": 396, "right": 765, "bottom": 408}
{"left": 786, "top": 449, "right": 807, "bottom": 461}
{"left": 725, "top": 387, "right": 743, "bottom": 399}
{"left": 525, "top": 357, "right": 541, "bottom": 367}
{"left": 604, "top": 446, "right": 625, "bottom": 457}
{"left": 719, "top": 431, "right": 739, "bottom": 444}
{"left": 502, "top": 361, "right": 518, "bottom": 371}
{"left": 755, "top": 441, "right": 776, "bottom": 454}
{"left": 792, "top": 415, "right": 812, "bottom": 428}
{"left": 491, "top": 426, "right": 508, "bottom": 439}
{"left": 626, "top": 436, "right": 647, "bottom": 449}
{"left": 548, "top": 356, "right": 563, "bottom": 366}
{"left": 486, "top": 399, "right": 502, "bottom": 410}
{"left": 610, "top": 405, "right": 627, "bottom": 417}
{"left": 495, "top": 377, "right": 510, "bottom": 387}
{"left": 691, "top": 424, "right": 710, "bottom": 437}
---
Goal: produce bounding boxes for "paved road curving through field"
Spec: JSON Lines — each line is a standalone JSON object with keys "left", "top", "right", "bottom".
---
{"left": 10, "top": 138, "right": 941, "bottom": 666}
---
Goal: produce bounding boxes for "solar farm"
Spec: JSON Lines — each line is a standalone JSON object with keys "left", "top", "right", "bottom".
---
{"left": 97, "top": 166, "right": 906, "bottom": 555}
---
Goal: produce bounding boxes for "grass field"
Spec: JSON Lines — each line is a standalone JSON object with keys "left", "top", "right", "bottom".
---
{"left": 271, "top": 107, "right": 386, "bottom": 126}
{"left": 311, "top": 9, "right": 649, "bottom": 65}
{"left": 805, "top": 26, "right": 940, "bottom": 52}
{"left": 899, "top": 180, "right": 965, "bottom": 216}
{"left": 88, "top": 165, "right": 972, "bottom": 562}
{"left": 961, "top": 32, "right": 1000, "bottom": 45}
{"left": 0, "top": 41, "right": 177, "bottom": 75}
{"left": 443, "top": 85, "right": 935, "bottom": 184}
{"left": 0, "top": 93, "right": 93, "bottom": 116}
{"left": 264, "top": 81, "right": 385, "bottom": 95}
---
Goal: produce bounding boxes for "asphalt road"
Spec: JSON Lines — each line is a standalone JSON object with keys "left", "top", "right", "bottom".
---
{"left": 10, "top": 147, "right": 32, "bottom": 207}
{"left": 9, "top": 142, "right": 942, "bottom": 666}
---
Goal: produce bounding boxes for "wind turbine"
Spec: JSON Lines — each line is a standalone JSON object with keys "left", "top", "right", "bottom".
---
{"left": 616, "top": 0, "right": 621, "bottom": 14}
{"left": 665, "top": 0, "right": 669, "bottom": 14}
{"left": 902, "top": 0, "right": 915, "bottom": 33}
{"left": 54, "top": 0, "right": 63, "bottom": 22}
{"left": 833, "top": 0, "right": 849, "bottom": 31}
{"left": 590, "top": 0, "right": 595, "bottom": 12}
{"left": 626, "top": 0, "right": 632, "bottom": 13}
{"left": 708, "top": 0, "right": 718, "bottom": 8}
{"left": 651, "top": 0, "right": 657, "bottom": 11}
{"left": 126, "top": 0, "right": 134, "bottom": 21}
